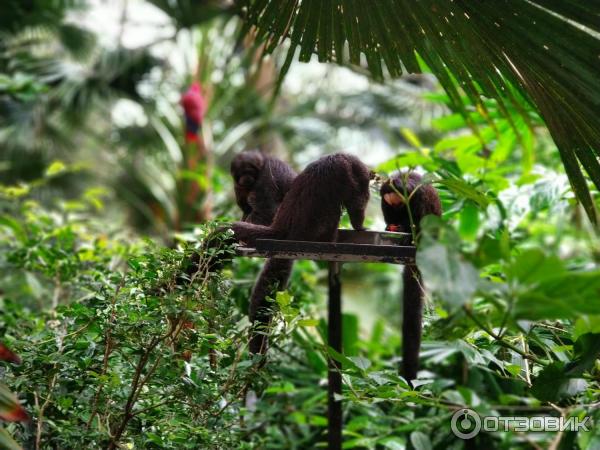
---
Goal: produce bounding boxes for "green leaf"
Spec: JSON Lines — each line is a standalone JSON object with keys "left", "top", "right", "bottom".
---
{"left": 458, "top": 202, "right": 480, "bottom": 241}
{"left": 378, "top": 436, "right": 405, "bottom": 450}
{"left": 417, "top": 243, "right": 480, "bottom": 310}
{"left": 531, "top": 362, "right": 588, "bottom": 402}
{"left": 568, "top": 334, "right": 600, "bottom": 377}
{"left": 342, "top": 313, "right": 359, "bottom": 357}
{"left": 298, "top": 319, "right": 319, "bottom": 327}
{"left": 347, "top": 356, "right": 371, "bottom": 371}
{"left": 400, "top": 128, "right": 423, "bottom": 149}
{"left": 574, "top": 317, "right": 600, "bottom": 341}
{"left": 275, "top": 291, "right": 293, "bottom": 308}
{"left": 513, "top": 269, "right": 600, "bottom": 320}
{"left": 0, "top": 216, "right": 26, "bottom": 242}
{"left": 436, "top": 178, "right": 490, "bottom": 208}
{"left": 45, "top": 160, "right": 67, "bottom": 177}
{"left": 377, "top": 152, "right": 432, "bottom": 173}
{"left": 264, "top": 382, "right": 296, "bottom": 394}
{"left": 327, "top": 346, "right": 358, "bottom": 371}
{"left": 0, "top": 428, "right": 22, "bottom": 450}
{"left": 410, "top": 431, "right": 432, "bottom": 450}
{"left": 506, "top": 248, "right": 566, "bottom": 285}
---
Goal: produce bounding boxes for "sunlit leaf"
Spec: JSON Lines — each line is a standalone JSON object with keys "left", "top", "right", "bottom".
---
{"left": 0, "top": 428, "right": 22, "bottom": 450}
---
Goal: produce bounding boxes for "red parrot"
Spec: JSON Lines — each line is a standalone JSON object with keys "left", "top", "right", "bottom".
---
{"left": 180, "top": 82, "right": 207, "bottom": 143}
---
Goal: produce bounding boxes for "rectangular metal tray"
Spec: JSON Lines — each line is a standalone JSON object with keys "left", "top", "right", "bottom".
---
{"left": 236, "top": 229, "right": 415, "bottom": 264}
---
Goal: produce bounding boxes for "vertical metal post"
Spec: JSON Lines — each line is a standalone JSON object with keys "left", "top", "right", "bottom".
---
{"left": 328, "top": 261, "right": 342, "bottom": 450}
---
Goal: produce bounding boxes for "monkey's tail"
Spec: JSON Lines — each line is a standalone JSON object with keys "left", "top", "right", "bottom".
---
{"left": 402, "top": 264, "right": 424, "bottom": 384}
{"left": 248, "top": 258, "right": 294, "bottom": 355}
{"left": 231, "top": 221, "right": 280, "bottom": 246}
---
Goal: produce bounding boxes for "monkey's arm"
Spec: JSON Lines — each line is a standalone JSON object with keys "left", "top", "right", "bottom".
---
{"left": 234, "top": 186, "right": 253, "bottom": 219}
{"left": 247, "top": 187, "right": 280, "bottom": 226}
{"left": 346, "top": 201, "right": 367, "bottom": 231}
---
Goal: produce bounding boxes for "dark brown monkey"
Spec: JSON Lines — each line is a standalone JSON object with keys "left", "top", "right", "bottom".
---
{"left": 188, "top": 151, "right": 296, "bottom": 272}
{"left": 230, "top": 150, "right": 297, "bottom": 226}
{"left": 169, "top": 151, "right": 293, "bottom": 363}
{"left": 380, "top": 171, "right": 442, "bottom": 383}
{"left": 232, "top": 153, "right": 372, "bottom": 354}
{"left": 230, "top": 151, "right": 297, "bottom": 355}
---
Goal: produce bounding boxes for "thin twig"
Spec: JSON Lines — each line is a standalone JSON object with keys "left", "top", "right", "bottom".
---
{"left": 87, "top": 281, "right": 124, "bottom": 428}
{"left": 464, "top": 306, "right": 546, "bottom": 366}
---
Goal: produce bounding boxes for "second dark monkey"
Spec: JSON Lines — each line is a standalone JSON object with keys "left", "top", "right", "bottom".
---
{"left": 380, "top": 172, "right": 442, "bottom": 383}
{"left": 230, "top": 151, "right": 297, "bottom": 354}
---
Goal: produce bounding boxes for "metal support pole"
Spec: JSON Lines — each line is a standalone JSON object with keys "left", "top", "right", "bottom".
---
{"left": 328, "top": 261, "right": 342, "bottom": 450}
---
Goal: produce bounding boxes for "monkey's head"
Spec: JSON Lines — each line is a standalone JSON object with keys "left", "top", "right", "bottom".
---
{"left": 230, "top": 150, "right": 265, "bottom": 188}
{"left": 380, "top": 172, "right": 422, "bottom": 207}
{"left": 380, "top": 172, "right": 423, "bottom": 231}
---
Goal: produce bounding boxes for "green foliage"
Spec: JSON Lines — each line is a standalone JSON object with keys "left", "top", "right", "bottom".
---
{"left": 0, "top": 174, "right": 327, "bottom": 449}
{"left": 3, "top": 157, "right": 600, "bottom": 449}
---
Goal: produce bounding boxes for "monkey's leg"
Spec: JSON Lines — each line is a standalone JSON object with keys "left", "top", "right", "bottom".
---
{"left": 401, "top": 264, "right": 424, "bottom": 383}
{"left": 248, "top": 258, "right": 294, "bottom": 355}
{"left": 247, "top": 187, "right": 279, "bottom": 226}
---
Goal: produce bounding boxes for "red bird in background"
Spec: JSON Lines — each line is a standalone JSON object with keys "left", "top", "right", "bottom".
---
{"left": 181, "top": 82, "right": 207, "bottom": 143}
{"left": 178, "top": 80, "right": 212, "bottom": 224}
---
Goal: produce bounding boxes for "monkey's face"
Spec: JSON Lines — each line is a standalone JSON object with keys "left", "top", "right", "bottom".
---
{"left": 380, "top": 173, "right": 420, "bottom": 208}
{"left": 380, "top": 172, "right": 423, "bottom": 231}
{"left": 230, "top": 151, "right": 265, "bottom": 189}
{"left": 380, "top": 181, "right": 407, "bottom": 208}
{"left": 235, "top": 170, "right": 259, "bottom": 188}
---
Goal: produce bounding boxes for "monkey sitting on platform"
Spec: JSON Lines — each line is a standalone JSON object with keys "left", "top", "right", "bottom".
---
{"left": 230, "top": 150, "right": 297, "bottom": 355}
{"left": 380, "top": 171, "right": 442, "bottom": 383}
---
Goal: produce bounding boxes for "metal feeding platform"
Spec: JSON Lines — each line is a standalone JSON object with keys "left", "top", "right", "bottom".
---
{"left": 236, "top": 229, "right": 416, "bottom": 450}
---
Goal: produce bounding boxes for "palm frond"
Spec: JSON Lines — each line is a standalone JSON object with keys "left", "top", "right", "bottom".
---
{"left": 241, "top": 0, "right": 600, "bottom": 224}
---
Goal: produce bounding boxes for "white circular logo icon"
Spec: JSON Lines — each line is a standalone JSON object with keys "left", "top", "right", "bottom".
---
{"left": 451, "top": 408, "right": 481, "bottom": 439}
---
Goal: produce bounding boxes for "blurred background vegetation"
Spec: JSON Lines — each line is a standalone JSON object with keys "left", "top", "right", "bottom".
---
{"left": 1, "top": 1, "right": 600, "bottom": 449}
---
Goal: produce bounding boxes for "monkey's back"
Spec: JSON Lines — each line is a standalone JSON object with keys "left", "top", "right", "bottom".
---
{"left": 245, "top": 155, "right": 297, "bottom": 226}
{"left": 271, "top": 154, "right": 368, "bottom": 242}
{"left": 261, "top": 157, "right": 297, "bottom": 204}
